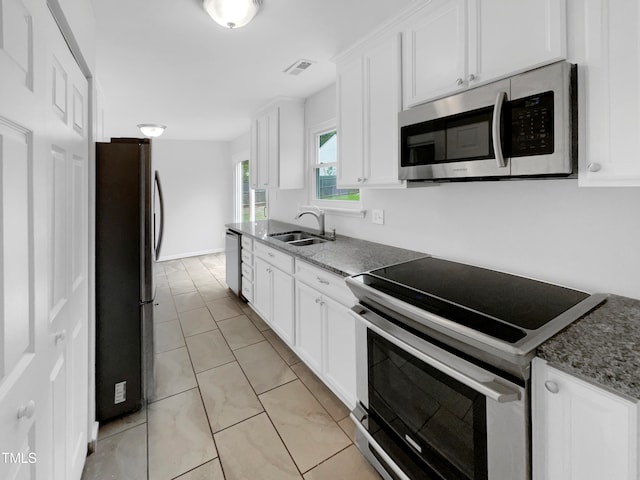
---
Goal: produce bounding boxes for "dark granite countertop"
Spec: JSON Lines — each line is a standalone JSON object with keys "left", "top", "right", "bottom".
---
{"left": 226, "top": 220, "right": 427, "bottom": 277}
{"left": 537, "top": 294, "right": 640, "bottom": 400}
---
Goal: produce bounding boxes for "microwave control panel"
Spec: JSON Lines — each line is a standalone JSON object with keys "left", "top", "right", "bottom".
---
{"left": 508, "top": 91, "right": 554, "bottom": 157}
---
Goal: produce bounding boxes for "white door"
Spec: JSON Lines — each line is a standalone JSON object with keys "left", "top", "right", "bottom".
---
{"left": 271, "top": 267, "right": 294, "bottom": 344}
{"left": 323, "top": 297, "right": 356, "bottom": 408}
{"left": 0, "top": 1, "right": 89, "bottom": 479}
{"left": 45, "top": 11, "right": 89, "bottom": 480}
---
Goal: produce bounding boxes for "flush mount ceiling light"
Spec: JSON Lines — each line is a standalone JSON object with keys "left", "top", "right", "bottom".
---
{"left": 203, "top": 0, "right": 262, "bottom": 29}
{"left": 137, "top": 124, "right": 166, "bottom": 138}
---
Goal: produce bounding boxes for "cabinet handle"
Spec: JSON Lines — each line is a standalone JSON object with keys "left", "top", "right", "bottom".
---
{"left": 544, "top": 381, "right": 559, "bottom": 394}
{"left": 54, "top": 329, "right": 67, "bottom": 344}
{"left": 357, "top": 178, "right": 363, "bottom": 183}
{"left": 456, "top": 78, "right": 464, "bottom": 86}
{"left": 588, "top": 163, "right": 601, "bottom": 173}
{"left": 315, "top": 298, "right": 321, "bottom": 304}
{"left": 17, "top": 400, "right": 36, "bottom": 420}
{"left": 266, "top": 267, "right": 272, "bottom": 273}
{"left": 267, "top": 252, "right": 275, "bottom": 257}
{"left": 320, "top": 301, "right": 325, "bottom": 306}
{"left": 468, "top": 74, "right": 476, "bottom": 82}
{"left": 316, "top": 277, "right": 330, "bottom": 285}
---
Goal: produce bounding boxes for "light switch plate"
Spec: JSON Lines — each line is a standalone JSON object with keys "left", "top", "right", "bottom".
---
{"left": 372, "top": 209, "right": 384, "bottom": 225}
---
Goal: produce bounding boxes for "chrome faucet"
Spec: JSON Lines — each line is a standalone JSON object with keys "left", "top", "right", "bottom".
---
{"left": 295, "top": 208, "right": 325, "bottom": 236}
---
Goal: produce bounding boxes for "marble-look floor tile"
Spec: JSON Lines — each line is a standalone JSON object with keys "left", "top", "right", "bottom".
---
{"left": 243, "top": 307, "right": 271, "bottom": 332}
{"left": 173, "top": 291, "right": 206, "bottom": 313}
{"left": 153, "top": 347, "right": 197, "bottom": 401}
{"left": 154, "top": 298, "right": 178, "bottom": 324}
{"left": 338, "top": 417, "right": 356, "bottom": 443}
{"left": 197, "top": 282, "right": 229, "bottom": 302}
{"left": 179, "top": 307, "right": 217, "bottom": 337}
{"left": 234, "top": 341, "right": 297, "bottom": 394}
{"left": 174, "top": 459, "right": 225, "bottom": 480}
{"left": 217, "top": 315, "right": 265, "bottom": 350}
{"left": 207, "top": 297, "right": 243, "bottom": 321}
{"left": 303, "top": 445, "right": 380, "bottom": 480}
{"left": 148, "top": 388, "right": 217, "bottom": 480}
{"left": 197, "top": 362, "right": 263, "bottom": 432}
{"left": 82, "top": 424, "right": 147, "bottom": 480}
{"left": 185, "top": 329, "right": 235, "bottom": 373}
{"left": 164, "top": 260, "right": 186, "bottom": 272}
{"left": 170, "top": 280, "right": 197, "bottom": 296}
{"left": 154, "top": 319, "right": 185, "bottom": 353}
{"left": 291, "top": 362, "right": 350, "bottom": 422}
{"left": 260, "top": 380, "right": 351, "bottom": 473}
{"left": 215, "top": 413, "right": 302, "bottom": 480}
{"left": 98, "top": 406, "right": 146, "bottom": 441}
{"left": 263, "top": 329, "right": 300, "bottom": 365}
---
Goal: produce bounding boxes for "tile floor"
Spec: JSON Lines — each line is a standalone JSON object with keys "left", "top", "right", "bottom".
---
{"left": 81, "top": 253, "right": 380, "bottom": 480}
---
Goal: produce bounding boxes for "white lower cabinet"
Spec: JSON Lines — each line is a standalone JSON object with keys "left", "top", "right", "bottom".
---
{"left": 294, "top": 261, "right": 357, "bottom": 408}
{"left": 254, "top": 256, "right": 294, "bottom": 344}
{"left": 532, "top": 358, "right": 639, "bottom": 480}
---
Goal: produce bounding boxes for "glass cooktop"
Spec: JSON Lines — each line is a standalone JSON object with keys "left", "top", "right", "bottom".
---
{"left": 359, "top": 257, "right": 590, "bottom": 343}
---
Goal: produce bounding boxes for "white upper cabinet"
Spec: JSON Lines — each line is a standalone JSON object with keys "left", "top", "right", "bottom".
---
{"left": 569, "top": 0, "right": 640, "bottom": 186}
{"left": 403, "top": 0, "right": 566, "bottom": 108}
{"left": 532, "top": 358, "right": 639, "bottom": 480}
{"left": 250, "top": 98, "right": 304, "bottom": 189}
{"left": 336, "top": 32, "right": 404, "bottom": 188}
{"left": 403, "top": 0, "right": 468, "bottom": 108}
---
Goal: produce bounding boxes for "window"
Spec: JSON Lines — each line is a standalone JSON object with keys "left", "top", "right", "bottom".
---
{"left": 235, "top": 159, "right": 267, "bottom": 222}
{"left": 311, "top": 128, "right": 360, "bottom": 205}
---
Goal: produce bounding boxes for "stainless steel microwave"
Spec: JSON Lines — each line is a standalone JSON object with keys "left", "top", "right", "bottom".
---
{"left": 398, "top": 61, "right": 577, "bottom": 182}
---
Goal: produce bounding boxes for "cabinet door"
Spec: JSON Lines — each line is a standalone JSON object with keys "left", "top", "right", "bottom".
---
{"left": 249, "top": 119, "right": 259, "bottom": 189}
{"left": 363, "top": 33, "right": 404, "bottom": 187}
{"left": 532, "top": 358, "right": 638, "bottom": 480}
{"left": 571, "top": 0, "right": 640, "bottom": 186}
{"left": 294, "top": 282, "right": 323, "bottom": 372}
{"left": 402, "top": 0, "right": 468, "bottom": 108}
{"left": 271, "top": 266, "right": 294, "bottom": 344}
{"left": 337, "top": 57, "right": 365, "bottom": 188}
{"left": 253, "top": 257, "right": 271, "bottom": 322}
{"left": 323, "top": 297, "right": 357, "bottom": 408}
{"left": 256, "top": 114, "right": 270, "bottom": 189}
{"left": 468, "top": 0, "right": 566, "bottom": 86}
{"left": 266, "top": 107, "right": 280, "bottom": 188}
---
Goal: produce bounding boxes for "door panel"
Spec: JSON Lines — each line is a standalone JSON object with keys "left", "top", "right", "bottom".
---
{"left": 294, "top": 282, "right": 323, "bottom": 372}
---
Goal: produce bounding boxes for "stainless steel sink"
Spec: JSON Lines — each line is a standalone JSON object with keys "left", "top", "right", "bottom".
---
{"left": 269, "top": 231, "right": 329, "bottom": 246}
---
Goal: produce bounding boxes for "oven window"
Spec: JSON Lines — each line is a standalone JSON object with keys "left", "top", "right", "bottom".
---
{"left": 367, "top": 330, "right": 488, "bottom": 480}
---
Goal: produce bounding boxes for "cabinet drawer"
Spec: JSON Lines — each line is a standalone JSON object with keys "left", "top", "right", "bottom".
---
{"left": 254, "top": 241, "right": 294, "bottom": 274}
{"left": 241, "top": 262, "right": 253, "bottom": 281}
{"left": 241, "top": 249, "right": 253, "bottom": 265}
{"left": 241, "top": 235, "right": 253, "bottom": 251}
{"left": 295, "top": 260, "right": 356, "bottom": 307}
{"left": 241, "top": 277, "right": 253, "bottom": 303}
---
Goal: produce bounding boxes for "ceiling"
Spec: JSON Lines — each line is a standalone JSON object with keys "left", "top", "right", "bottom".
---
{"left": 91, "top": 0, "right": 414, "bottom": 141}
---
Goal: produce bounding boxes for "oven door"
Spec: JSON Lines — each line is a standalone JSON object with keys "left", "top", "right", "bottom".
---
{"left": 351, "top": 305, "right": 529, "bottom": 480}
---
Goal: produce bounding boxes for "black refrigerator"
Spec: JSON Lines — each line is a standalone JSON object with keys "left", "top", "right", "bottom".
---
{"left": 95, "top": 137, "right": 164, "bottom": 422}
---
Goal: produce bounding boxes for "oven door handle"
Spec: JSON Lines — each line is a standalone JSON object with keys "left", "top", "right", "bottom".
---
{"left": 350, "top": 411, "right": 412, "bottom": 480}
{"left": 351, "top": 307, "right": 521, "bottom": 403}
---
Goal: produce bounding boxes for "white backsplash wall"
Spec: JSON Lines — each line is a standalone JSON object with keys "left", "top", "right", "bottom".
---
{"left": 269, "top": 84, "right": 640, "bottom": 300}
{"left": 154, "top": 139, "right": 232, "bottom": 259}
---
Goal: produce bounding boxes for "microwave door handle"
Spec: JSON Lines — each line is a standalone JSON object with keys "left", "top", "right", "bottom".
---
{"left": 493, "top": 91, "right": 507, "bottom": 168}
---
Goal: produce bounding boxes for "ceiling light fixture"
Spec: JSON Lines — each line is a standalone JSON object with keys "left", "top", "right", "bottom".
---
{"left": 203, "top": 0, "right": 262, "bottom": 29}
{"left": 137, "top": 124, "right": 166, "bottom": 138}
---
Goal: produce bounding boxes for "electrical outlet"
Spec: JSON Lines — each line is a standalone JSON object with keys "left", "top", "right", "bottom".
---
{"left": 372, "top": 209, "right": 384, "bottom": 225}
{"left": 114, "top": 381, "right": 126, "bottom": 404}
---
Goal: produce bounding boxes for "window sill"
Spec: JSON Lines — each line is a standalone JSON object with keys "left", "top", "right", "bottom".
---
{"left": 301, "top": 204, "right": 366, "bottom": 219}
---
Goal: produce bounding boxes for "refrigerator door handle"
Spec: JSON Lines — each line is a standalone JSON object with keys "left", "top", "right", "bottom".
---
{"left": 154, "top": 171, "right": 165, "bottom": 261}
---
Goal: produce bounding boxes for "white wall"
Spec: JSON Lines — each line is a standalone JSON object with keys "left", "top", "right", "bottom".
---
{"left": 154, "top": 139, "right": 232, "bottom": 259}
{"left": 270, "top": 84, "right": 640, "bottom": 300}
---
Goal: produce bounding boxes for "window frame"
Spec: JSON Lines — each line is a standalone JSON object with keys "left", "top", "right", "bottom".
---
{"left": 308, "top": 119, "right": 362, "bottom": 211}
{"left": 233, "top": 154, "right": 267, "bottom": 223}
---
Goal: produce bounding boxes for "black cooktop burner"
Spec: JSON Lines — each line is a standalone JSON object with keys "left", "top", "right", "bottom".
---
{"left": 362, "top": 257, "right": 589, "bottom": 342}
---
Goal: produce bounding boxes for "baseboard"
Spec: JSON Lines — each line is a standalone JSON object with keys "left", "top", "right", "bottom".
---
{"left": 157, "top": 248, "right": 225, "bottom": 261}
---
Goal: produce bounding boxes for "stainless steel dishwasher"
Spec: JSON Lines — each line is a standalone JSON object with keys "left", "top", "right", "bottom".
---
{"left": 225, "top": 230, "right": 241, "bottom": 295}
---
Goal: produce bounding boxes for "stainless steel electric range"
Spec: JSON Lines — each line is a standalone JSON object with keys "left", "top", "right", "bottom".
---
{"left": 345, "top": 256, "right": 606, "bottom": 480}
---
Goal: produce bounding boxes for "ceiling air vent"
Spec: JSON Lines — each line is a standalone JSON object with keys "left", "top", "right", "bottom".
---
{"left": 284, "top": 59, "right": 315, "bottom": 76}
